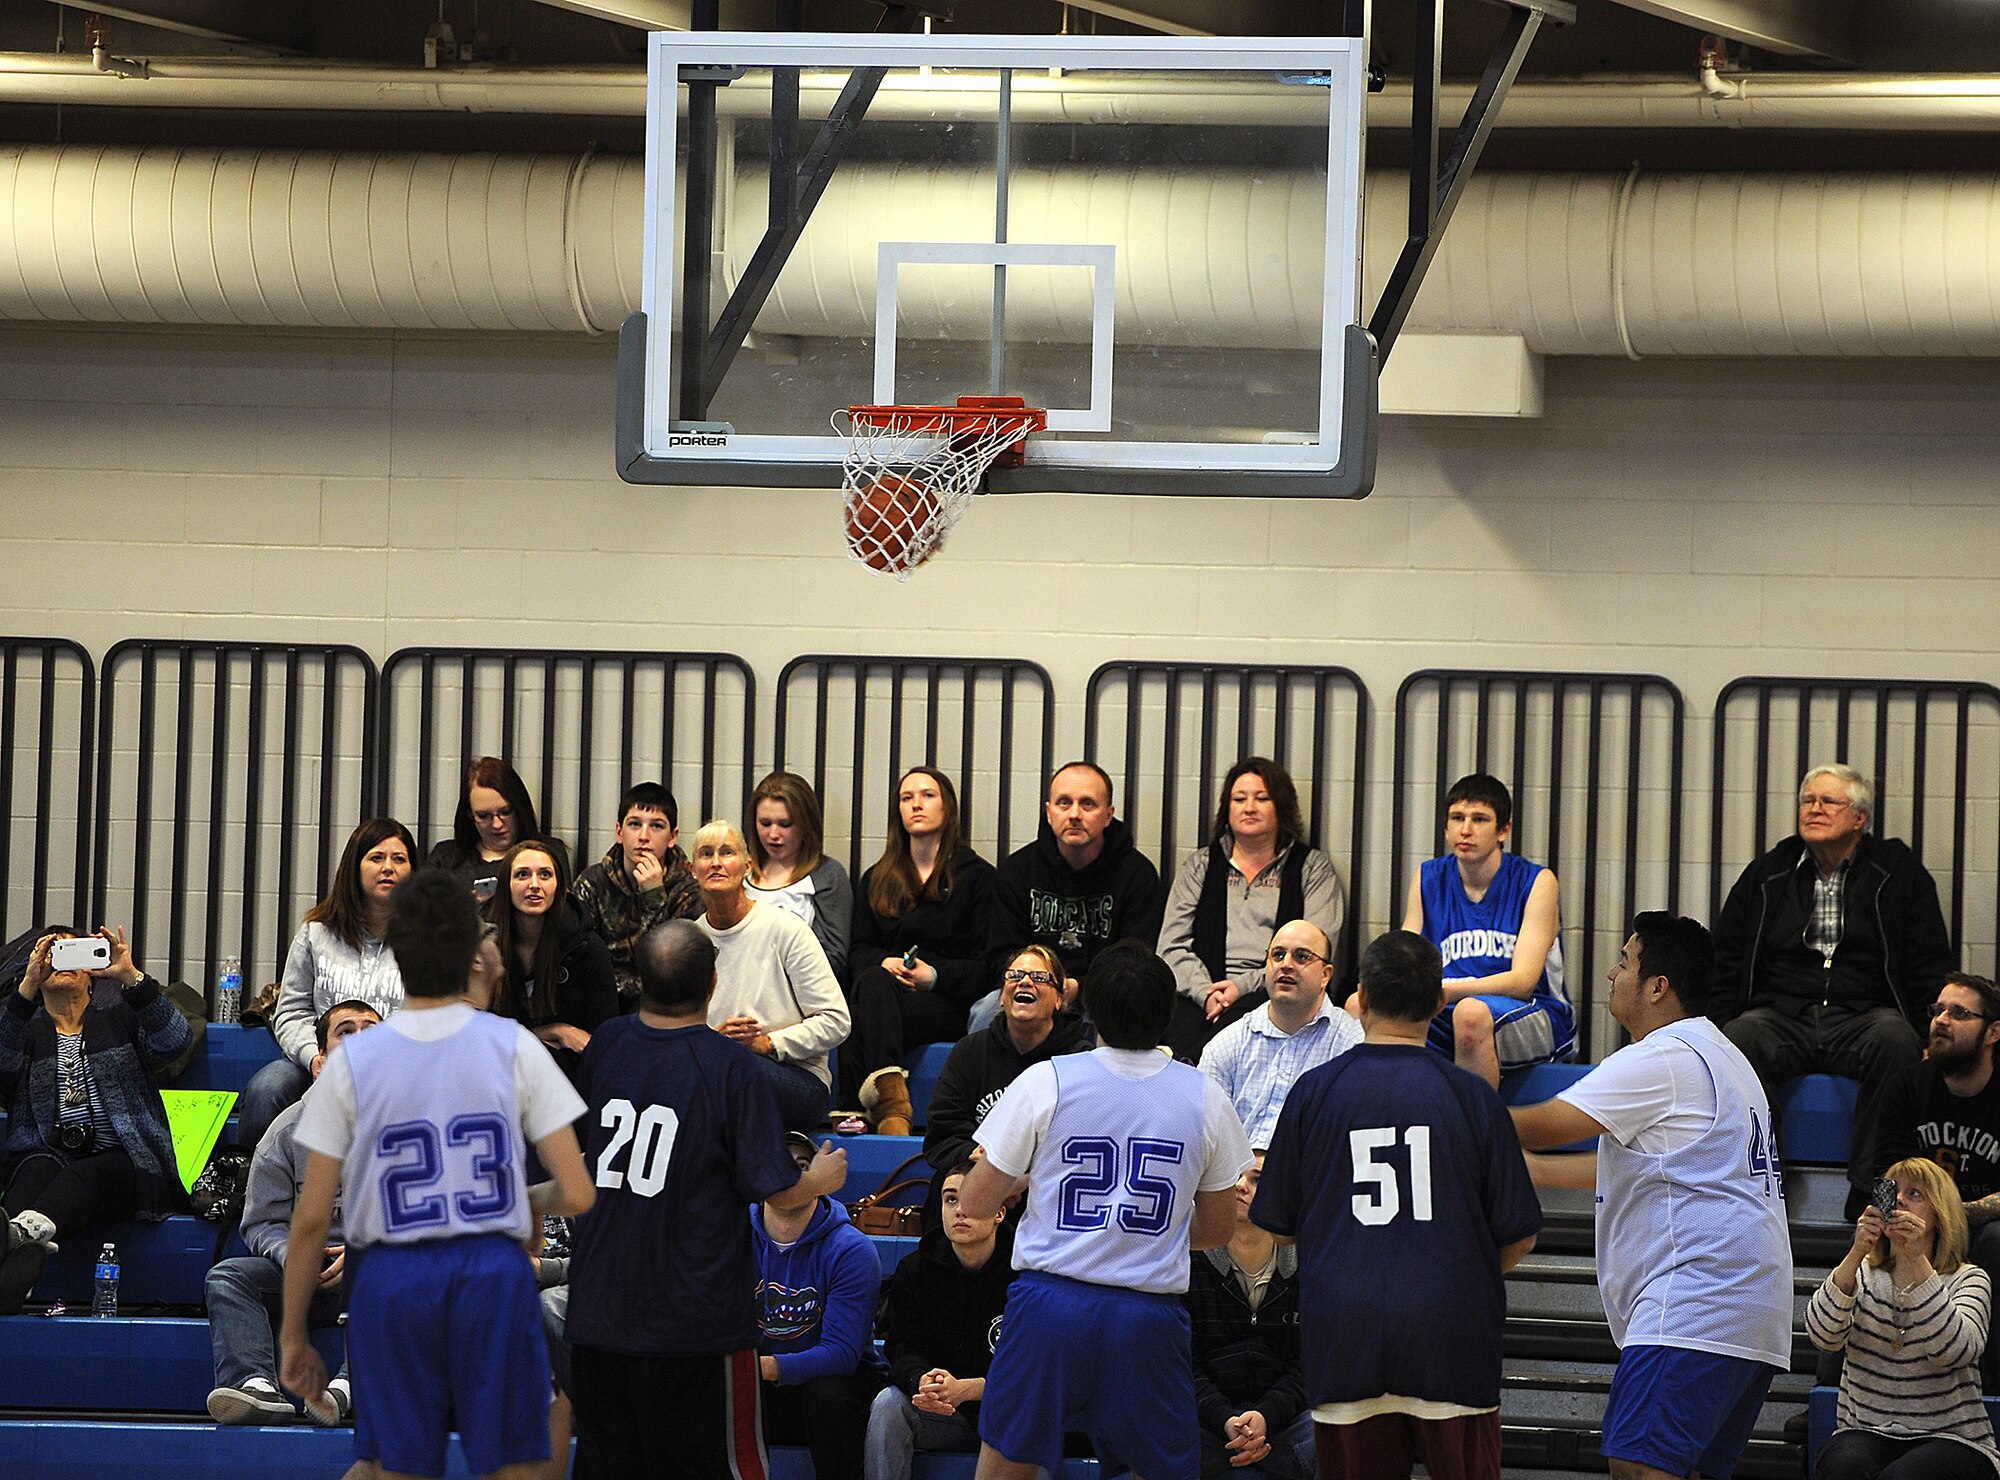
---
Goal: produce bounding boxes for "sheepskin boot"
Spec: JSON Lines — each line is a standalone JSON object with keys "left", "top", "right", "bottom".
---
{"left": 859, "top": 1066, "right": 913, "bottom": 1137}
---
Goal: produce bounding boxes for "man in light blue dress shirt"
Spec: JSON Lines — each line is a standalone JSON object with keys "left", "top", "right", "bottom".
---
{"left": 1201, "top": 920, "right": 1363, "bottom": 1147}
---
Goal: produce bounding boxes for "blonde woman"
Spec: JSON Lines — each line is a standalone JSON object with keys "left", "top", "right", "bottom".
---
{"left": 691, "top": 819, "right": 850, "bottom": 1132}
{"left": 1807, "top": 1155, "right": 2000, "bottom": 1479}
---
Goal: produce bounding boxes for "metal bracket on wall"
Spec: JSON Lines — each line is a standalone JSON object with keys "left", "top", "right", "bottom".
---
{"left": 1362, "top": 0, "right": 1578, "bottom": 364}
{"left": 676, "top": 1, "right": 935, "bottom": 423}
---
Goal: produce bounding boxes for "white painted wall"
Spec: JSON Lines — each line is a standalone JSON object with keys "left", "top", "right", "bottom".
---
{"left": 1, "top": 326, "right": 1994, "bottom": 1031}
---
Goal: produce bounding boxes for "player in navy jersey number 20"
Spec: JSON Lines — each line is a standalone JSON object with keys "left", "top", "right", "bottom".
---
{"left": 957, "top": 941, "right": 1254, "bottom": 1480}
{"left": 565, "top": 919, "right": 848, "bottom": 1480}
{"left": 281, "top": 870, "right": 596, "bottom": 1480}
{"left": 1254, "top": 931, "right": 1541, "bottom": 1480}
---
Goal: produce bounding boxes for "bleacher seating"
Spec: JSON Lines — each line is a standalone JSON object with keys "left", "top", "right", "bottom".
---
{"left": 1805, "top": 1384, "right": 2000, "bottom": 1478}
{"left": 1776, "top": 1075, "right": 1859, "bottom": 1166}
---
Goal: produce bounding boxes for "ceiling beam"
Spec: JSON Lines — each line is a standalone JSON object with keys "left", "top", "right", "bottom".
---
{"left": 1057, "top": 0, "right": 1301, "bottom": 37}
{"left": 1607, "top": 0, "right": 1856, "bottom": 62}
{"left": 528, "top": 0, "right": 773, "bottom": 29}
{"left": 49, "top": 2, "right": 308, "bottom": 53}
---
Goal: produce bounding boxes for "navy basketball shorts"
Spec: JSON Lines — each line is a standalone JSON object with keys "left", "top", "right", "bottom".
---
{"left": 347, "top": 1233, "right": 553, "bottom": 1478}
{"left": 979, "top": 1270, "right": 1198, "bottom": 1479}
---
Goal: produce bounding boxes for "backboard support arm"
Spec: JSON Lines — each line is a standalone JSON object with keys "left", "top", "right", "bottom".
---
{"left": 679, "top": 1, "right": 934, "bottom": 421}
{"left": 1365, "top": 0, "right": 1576, "bottom": 364}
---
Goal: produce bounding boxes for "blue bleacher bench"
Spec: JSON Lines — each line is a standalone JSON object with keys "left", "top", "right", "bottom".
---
{"left": 906, "top": 1039, "right": 953, "bottom": 1127}
{"left": 1776, "top": 1074, "right": 1858, "bottom": 1166}
{"left": 0, "top": 1421, "right": 1099, "bottom": 1479}
{"left": 1500, "top": 1061, "right": 1599, "bottom": 1152}
{"left": 0, "top": 1316, "right": 342, "bottom": 1412}
{"left": 1807, "top": 1384, "right": 2000, "bottom": 1477}
{"left": 171, "top": 1024, "right": 283, "bottom": 1094}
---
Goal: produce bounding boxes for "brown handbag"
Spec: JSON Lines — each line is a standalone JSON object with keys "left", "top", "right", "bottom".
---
{"left": 845, "top": 1151, "right": 929, "bottom": 1236}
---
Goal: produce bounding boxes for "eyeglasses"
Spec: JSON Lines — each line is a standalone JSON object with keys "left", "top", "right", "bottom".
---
{"left": 1798, "top": 794, "right": 1852, "bottom": 815}
{"left": 1928, "top": 1001, "right": 1995, "bottom": 1023}
{"left": 472, "top": 806, "right": 515, "bottom": 824}
{"left": 1003, "top": 969, "right": 1058, "bottom": 988}
{"left": 1267, "top": 946, "right": 1325, "bottom": 967}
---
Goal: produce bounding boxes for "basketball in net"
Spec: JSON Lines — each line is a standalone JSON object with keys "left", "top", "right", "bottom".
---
{"left": 844, "top": 471, "right": 942, "bottom": 573}
{"left": 836, "top": 397, "right": 1047, "bottom": 580}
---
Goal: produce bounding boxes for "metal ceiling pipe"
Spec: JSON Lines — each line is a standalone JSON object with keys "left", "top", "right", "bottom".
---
{"left": 0, "top": 145, "right": 643, "bottom": 331}
{"left": 8, "top": 54, "right": 2000, "bottom": 131}
{"left": 728, "top": 162, "right": 2000, "bottom": 358}
{"left": 8, "top": 143, "right": 2000, "bottom": 362}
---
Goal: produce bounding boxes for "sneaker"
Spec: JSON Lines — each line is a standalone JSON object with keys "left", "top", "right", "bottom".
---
{"left": 307, "top": 1376, "right": 351, "bottom": 1427}
{"left": 208, "top": 1378, "right": 295, "bottom": 1425}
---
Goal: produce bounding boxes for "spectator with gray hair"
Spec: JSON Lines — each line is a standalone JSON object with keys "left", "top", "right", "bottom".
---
{"left": 1710, "top": 763, "right": 1954, "bottom": 1211}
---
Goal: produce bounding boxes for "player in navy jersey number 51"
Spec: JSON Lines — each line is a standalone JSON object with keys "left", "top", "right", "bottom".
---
{"left": 280, "top": 870, "right": 596, "bottom": 1480}
{"left": 957, "top": 941, "right": 1254, "bottom": 1480}
{"left": 1254, "top": 930, "right": 1540, "bottom": 1480}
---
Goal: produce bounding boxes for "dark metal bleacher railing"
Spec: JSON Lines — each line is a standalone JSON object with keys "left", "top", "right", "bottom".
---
{"left": 1391, "top": 669, "right": 1687, "bottom": 1062}
{"left": 1082, "top": 661, "right": 1371, "bottom": 983}
{"left": 91, "top": 642, "right": 378, "bottom": 1012}
{"left": 773, "top": 655, "right": 1055, "bottom": 880}
{"left": 0, "top": 637, "right": 94, "bottom": 939}
{"left": 1710, "top": 676, "right": 2000, "bottom": 970}
{"left": 377, "top": 646, "right": 756, "bottom": 867}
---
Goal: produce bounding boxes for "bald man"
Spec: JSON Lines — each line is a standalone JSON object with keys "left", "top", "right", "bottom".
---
{"left": 1200, "top": 920, "right": 1363, "bottom": 1147}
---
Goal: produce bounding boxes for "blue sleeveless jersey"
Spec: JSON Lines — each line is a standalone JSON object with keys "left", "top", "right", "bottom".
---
{"left": 1419, "top": 851, "right": 1566, "bottom": 1009}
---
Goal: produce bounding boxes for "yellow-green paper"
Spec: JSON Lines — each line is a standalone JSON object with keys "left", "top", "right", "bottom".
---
{"left": 161, "top": 1088, "right": 239, "bottom": 1192}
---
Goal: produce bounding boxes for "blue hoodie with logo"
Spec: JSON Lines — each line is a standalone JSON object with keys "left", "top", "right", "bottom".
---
{"left": 751, "top": 1197, "right": 882, "bottom": 1384}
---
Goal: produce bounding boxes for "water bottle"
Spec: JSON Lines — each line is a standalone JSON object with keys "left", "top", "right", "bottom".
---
{"left": 215, "top": 956, "right": 242, "bottom": 1024}
{"left": 92, "top": 1244, "right": 119, "bottom": 1318}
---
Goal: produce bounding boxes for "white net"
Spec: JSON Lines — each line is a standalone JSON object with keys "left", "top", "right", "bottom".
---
{"left": 834, "top": 404, "right": 1042, "bottom": 579}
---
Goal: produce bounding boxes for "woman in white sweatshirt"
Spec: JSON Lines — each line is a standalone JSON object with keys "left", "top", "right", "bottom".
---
{"left": 692, "top": 819, "right": 850, "bottom": 1132}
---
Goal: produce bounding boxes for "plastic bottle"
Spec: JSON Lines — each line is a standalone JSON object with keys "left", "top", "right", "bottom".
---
{"left": 215, "top": 956, "right": 243, "bottom": 1025}
{"left": 93, "top": 1243, "right": 119, "bottom": 1318}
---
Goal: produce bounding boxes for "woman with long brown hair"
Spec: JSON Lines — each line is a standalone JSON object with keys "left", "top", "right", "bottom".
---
{"left": 745, "top": 770, "right": 854, "bottom": 976}
{"left": 842, "top": 767, "right": 995, "bottom": 1134}
{"left": 243, "top": 817, "right": 416, "bottom": 1149}
{"left": 483, "top": 839, "right": 617, "bottom": 1082}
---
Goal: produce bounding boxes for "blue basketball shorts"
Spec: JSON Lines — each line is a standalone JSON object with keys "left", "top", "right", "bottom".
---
{"left": 979, "top": 1270, "right": 1197, "bottom": 1479}
{"left": 347, "top": 1233, "right": 552, "bottom": 1478}
{"left": 1601, "top": 1343, "right": 1777, "bottom": 1480}
{"left": 1429, "top": 991, "right": 1576, "bottom": 1072}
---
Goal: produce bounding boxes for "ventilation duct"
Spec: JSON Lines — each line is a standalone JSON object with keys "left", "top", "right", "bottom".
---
{"left": 7, "top": 144, "right": 2000, "bottom": 359}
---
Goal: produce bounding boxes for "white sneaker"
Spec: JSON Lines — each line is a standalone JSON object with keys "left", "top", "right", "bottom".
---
{"left": 308, "top": 1376, "right": 352, "bottom": 1427}
{"left": 208, "top": 1377, "right": 294, "bottom": 1425}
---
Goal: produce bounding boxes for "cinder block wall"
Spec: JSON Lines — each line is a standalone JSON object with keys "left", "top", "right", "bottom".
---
{"left": 2, "top": 327, "right": 1995, "bottom": 1020}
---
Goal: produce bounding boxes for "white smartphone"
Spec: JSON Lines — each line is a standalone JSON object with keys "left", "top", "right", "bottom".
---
{"left": 50, "top": 936, "right": 111, "bottom": 972}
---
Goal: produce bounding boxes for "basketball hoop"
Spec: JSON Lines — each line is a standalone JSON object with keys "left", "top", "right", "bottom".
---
{"left": 834, "top": 396, "right": 1047, "bottom": 579}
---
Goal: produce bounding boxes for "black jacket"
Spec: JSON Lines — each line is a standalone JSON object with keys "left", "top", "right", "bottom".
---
{"left": 851, "top": 847, "right": 997, "bottom": 1008}
{"left": 1709, "top": 832, "right": 1954, "bottom": 1033}
{"left": 881, "top": 1226, "right": 1019, "bottom": 1418}
{"left": 1184, "top": 1244, "right": 1306, "bottom": 1438}
{"left": 986, "top": 818, "right": 1165, "bottom": 981}
{"left": 923, "top": 1010, "right": 1093, "bottom": 1171}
